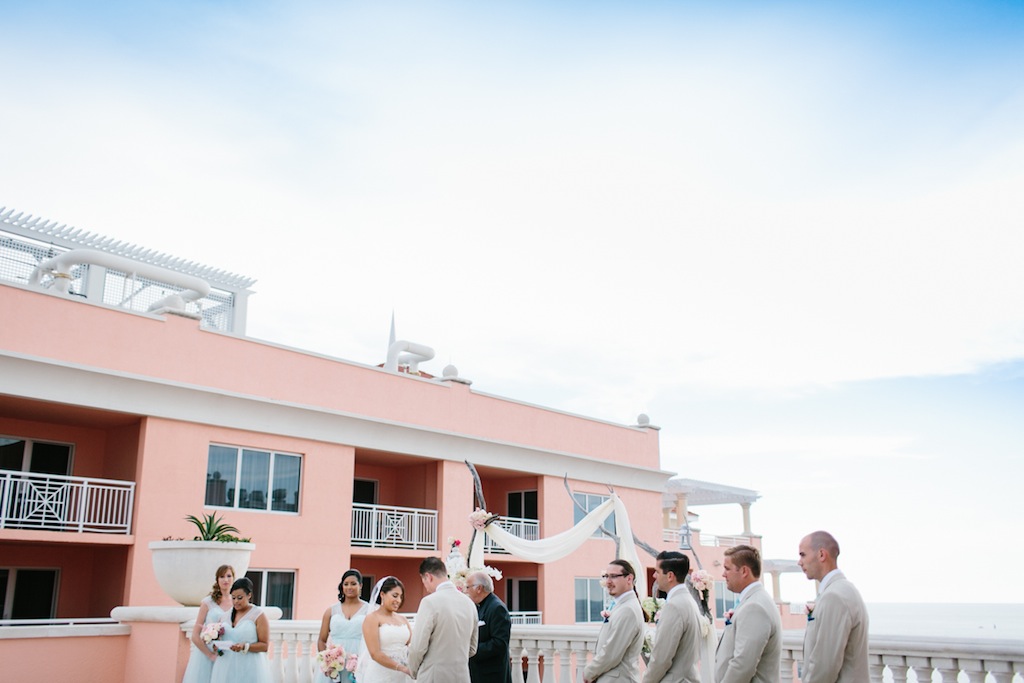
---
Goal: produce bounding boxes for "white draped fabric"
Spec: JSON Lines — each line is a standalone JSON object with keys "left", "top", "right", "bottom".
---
{"left": 469, "top": 493, "right": 647, "bottom": 597}
{"left": 699, "top": 624, "right": 716, "bottom": 683}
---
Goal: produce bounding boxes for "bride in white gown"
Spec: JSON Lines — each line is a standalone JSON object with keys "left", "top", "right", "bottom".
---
{"left": 357, "top": 576, "right": 414, "bottom": 683}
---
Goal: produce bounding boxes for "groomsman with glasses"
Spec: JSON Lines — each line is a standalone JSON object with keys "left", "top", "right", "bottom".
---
{"left": 584, "top": 559, "right": 646, "bottom": 683}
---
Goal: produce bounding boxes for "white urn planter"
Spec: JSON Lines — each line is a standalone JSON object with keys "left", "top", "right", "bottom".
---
{"left": 149, "top": 540, "right": 255, "bottom": 606}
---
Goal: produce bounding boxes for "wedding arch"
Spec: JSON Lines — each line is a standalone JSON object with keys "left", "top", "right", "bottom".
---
{"left": 463, "top": 463, "right": 648, "bottom": 598}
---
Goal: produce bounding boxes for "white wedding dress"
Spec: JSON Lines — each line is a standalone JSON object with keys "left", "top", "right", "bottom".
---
{"left": 357, "top": 622, "right": 413, "bottom": 683}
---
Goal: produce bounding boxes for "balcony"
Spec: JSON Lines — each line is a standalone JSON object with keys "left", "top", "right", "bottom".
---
{"left": 662, "top": 528, "right": 753, "bottom": 548}
{"left": 484, "top": 516, "right": 540, "bottom": 554}
{"left": 0, "top": 471, "right": 135, "bottom": 534}
{"left": 350, "top": 503, "right": 437, "bottom": 550}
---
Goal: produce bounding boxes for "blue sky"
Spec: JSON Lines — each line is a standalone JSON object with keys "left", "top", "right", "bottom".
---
{"left": 3, "top": 1, "right": 1023, "bottom": 603}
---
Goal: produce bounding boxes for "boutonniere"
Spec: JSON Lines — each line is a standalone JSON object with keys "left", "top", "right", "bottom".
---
{"left": 805, "top": 602, "right": 815, "bottom": 622}
{"left": 601, "top": 609, "right": 611, "bottom": 622}
{"left": 724, "top": 608, "right": 735, "bottom": 626}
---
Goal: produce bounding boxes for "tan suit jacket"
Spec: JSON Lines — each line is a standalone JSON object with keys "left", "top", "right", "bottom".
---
{"left": 714, "top": 582, "right": 782, "bottom": 683}
{"left": 802, "top": 571, "right": 869, "bottom": 683}
{"left": 583, "top": 589, "right": 646, "bottom": 682}
{"left": 408, "top": 582, "right": 479, "bottom": 683}
{"left": 643, "top": 585, "right": 703, "bottom": 683}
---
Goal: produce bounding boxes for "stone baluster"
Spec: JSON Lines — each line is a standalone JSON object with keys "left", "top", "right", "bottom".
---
{"left": 780, "top": 648, "right": 797, "bottom": 683}
{"left": 884, "top": 655, "right": 910, "bottom": 683}
{"left": 985, "top": 661, "right": 1015, "bottom": 683}
{"left": 522, "top": 639, "right": 543, "bottom": 683}
{"left": 958, "top": 659, "right": 986, "bottom": 683}
{"left": 868, "top": 653, "right": 887, "bottom": 683}
{"left": 906, "top": 656, "right": 935, "bottom": 683}
{"left": 556, "top": 642, "right": 575, "bottom": 683}
{"left": 268, "top": 631, "right": 286, "bottom": 683}
{"left": 283, "top": 631, "right": 300, "bottom": 683}
{"left": 575, "top": 642, "right": 591, "bottom": 683}
{"left": 931, "top": 658, "right": 961, "bottom": 683}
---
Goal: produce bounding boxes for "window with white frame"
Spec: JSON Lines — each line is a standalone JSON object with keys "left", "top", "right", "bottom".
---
{"left": 574, "top": 577, "right": 607, "bottom": 623}
{"left": 1, "top": 568, "right": 58, "bottom": 620}
{"left": 245, "top": 569, "right": 296, "bottom": 620}
{"left": 714, "top": 580, "right": 740, "bottom": 617}
{"left": 205, "top": 444, "right": 301, "bottom": 513}
{"left": 573, "top": 492, "right": 616, "bottom": 537}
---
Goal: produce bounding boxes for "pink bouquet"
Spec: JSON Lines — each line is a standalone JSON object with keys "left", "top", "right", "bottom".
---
{"left": 200, "top": 622, "right": 225, "bottom": 645}
{"left": 317, "top": 645, "right": 348, "bottom": 681}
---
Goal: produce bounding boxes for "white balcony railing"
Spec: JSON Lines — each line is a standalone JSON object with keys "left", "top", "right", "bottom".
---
{"left": 510, "top": 611, "right": 542, "bottom": 625}
{"left": 0, "top": 470, "right": 135, "bottom": 534}
{"left": 700, "top": 533, "right": 752, "bottom": 547}
{"left": 350, "top": 503, "right": 437, "bottom": 550}
{"left": 484, "top": 516, "right": 540, "bottom": 554}
{"left": 239, "top": 623, "right": 1024, "bottom": 683}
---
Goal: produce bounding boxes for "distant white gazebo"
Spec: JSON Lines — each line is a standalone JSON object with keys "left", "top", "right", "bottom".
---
{"left": 662, "top": 477, "right": 761, "bottom": 537}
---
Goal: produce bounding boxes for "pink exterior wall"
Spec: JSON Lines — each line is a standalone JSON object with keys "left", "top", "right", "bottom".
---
{"left": 0, "top": 280, "right": 674, "bottom": 681}
{"left": 0, "top": 285, "right": 658, "bottom": 465}
{"left": 0, "top": 632, "right": 129, "bottom": 681}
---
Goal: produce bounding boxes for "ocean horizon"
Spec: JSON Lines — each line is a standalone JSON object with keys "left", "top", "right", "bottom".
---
{"left": 865, "top": 602, "right": 1024, "bottom": 640}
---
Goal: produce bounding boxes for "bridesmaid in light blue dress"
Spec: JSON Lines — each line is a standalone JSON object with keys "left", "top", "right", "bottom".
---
{"left": 210, "top": 577, "right": 272, "bottom": 683}
{"left": 182, "top": 564, "right": 235, "bottom": 683}
{"left": 316, "top": 569, "right": 369, "bottom": 683}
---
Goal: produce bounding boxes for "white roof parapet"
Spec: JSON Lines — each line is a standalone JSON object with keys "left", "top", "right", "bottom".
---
{"left": 0, "top": 206, "right": 256, "bottom": 290}
{"left": 662, "top": 477, "right": 760, "bottom": 507}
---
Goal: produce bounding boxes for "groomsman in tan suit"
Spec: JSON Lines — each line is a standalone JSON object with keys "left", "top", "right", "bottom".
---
{"left": 643, "top": 550, "right": 703, "bottom": 683}
{"left": 408, "top": 556, "right": 479, "bottom": 683}
{"left": 584, "top": 559, "right": 646, "bottom": 683}
{"left": 798, "top": 531, "right": 869, "bottom": 683}
{"left": 714, "top": 545, "right": 782, "bottom": 683}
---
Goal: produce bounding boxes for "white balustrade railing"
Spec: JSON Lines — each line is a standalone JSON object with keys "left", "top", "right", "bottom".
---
{"left": 485, "top": 516, "right": 541, "bottom": 554}
{"left": 350, "top": 503, "right": 437, "bottom": 550}
{"left": 699, "top": 534, "right": 752, "bottom": 547}
{"left": 0, "top": 470, "right": 135, "bottom": 534}
{"left": 182, "top": 621, "right": 1024, "bottom": 683}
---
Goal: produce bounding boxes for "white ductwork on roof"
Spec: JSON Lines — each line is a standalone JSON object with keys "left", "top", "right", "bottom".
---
{"left": 384, "top": 340, "right": 435, "bottom": 373}
{"left": 28, "top": 248, "right": 212, "bottom": 314}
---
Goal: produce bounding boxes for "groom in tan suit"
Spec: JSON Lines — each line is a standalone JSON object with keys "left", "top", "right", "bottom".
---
{"left": 408, "top": 556, "right": 479, "bottom": 683}
{"left": 714, "top": 545, "right": 781, "bottom": 683}
{"left": 798, "top": 531, "right": 869, "bottom": 683}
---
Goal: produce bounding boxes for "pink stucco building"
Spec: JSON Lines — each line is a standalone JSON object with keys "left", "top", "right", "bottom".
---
{"left": 0, "top": 209, "right": 799, "bottom": 682}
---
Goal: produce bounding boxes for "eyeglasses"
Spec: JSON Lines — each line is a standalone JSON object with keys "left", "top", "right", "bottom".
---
{"left": 601, "top": 573, "right": 626, "bottom": 580}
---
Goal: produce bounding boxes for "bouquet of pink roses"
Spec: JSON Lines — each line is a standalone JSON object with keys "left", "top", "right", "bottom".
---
{"left": 201, "top": 622, "right": 225, "bottom": 645}
{"left": 317, "top": 645, "right": 349, "bottom": 681}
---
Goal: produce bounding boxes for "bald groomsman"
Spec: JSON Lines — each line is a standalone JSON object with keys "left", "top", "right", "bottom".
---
{"left": 798, "top": 531, "right": 869, "bottom": 683}
{"left": 714, "top": 545, "right": 781, "bottom": 683}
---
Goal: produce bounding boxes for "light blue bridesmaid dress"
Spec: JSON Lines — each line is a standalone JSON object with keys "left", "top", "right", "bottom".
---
{"left": 181, "top": 596, "right": 229, "bottom": 683}
{"left": 318, "top": 600, "right": 369, "bottom": 683}
{"left": 209, "top": 605, "right": 271, "bottom": 683}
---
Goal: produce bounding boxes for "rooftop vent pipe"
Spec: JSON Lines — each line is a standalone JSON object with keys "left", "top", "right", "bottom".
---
{"left": 29, "top": 248, "right": 212, "bottom": 314}
{"left": 384, "top": 340, "right": 435, "bottom": 373}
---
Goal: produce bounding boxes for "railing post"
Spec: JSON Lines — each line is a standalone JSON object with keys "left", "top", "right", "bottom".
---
{"left": 523, "top": 639, "right": 543, "bottom": 683}
{"left": 781, "top": 648, "right": 797, "bottom": 683}
{"left": 0, "top": 472, "right": 10, "bottom": 529}
{"left": 868, "top": 653, "right": 886, "bottom": 683}
{"left": 77, "top": 479, "right": 89, "bottom": 532}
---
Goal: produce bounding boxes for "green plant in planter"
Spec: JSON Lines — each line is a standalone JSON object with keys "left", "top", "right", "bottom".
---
{"left": 185, "top": 512, "right": 251, "bottom": 543}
